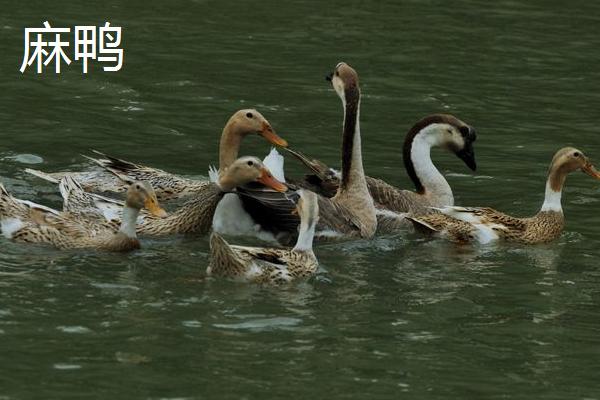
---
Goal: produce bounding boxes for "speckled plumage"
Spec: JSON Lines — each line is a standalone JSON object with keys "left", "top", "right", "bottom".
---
{"left": 208, "top": 233, "right": 318, "bottom": 284}
{"left": 407, "top": 147, "right": 600, "bottom": 245}
{"left": 0, "top": 182, "right": 140, "bottom": 251}
{"left": 26, "top": 110, "right": 288, "bottom": 204}
{"left": 137, "top": 183, "right": 224, "bottom": 236}
{"left": 27, "top": 151, "right": 209, "bottom": 202}
{"left": 408, "top": 208, "right": 565, "bottom": 244}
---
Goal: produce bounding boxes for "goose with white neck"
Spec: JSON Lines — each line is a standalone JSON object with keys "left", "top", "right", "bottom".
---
{"left": 237, "top": 62, "right": 378, "bottom": 242}
{"left": 25, "top": 109, "right": 288, "bottom": 202}
{"left": 406, "top": 147, "right": 600, "bottom": 244}
{"left": 284, "top": 113, "right": 477, "bottom": 221}
{"left": 0, "top": 177, "right": 166, "bottom": 251}
{"left": 208, "top": 190, "right": 319, "bottom": 285}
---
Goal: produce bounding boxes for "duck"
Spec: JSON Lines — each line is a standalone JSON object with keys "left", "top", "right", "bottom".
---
{"left": 237, "top": 62, "right": 378, "bottom": 243}
{"left": 207, "top": 189, "right": 319, "bottom": 285}
{"left": 50, "top": 156, "right": 288, "bottom": 237}
{"left": 0, "top": 177, "right": 167, "bottom": 251}
{"left": 25, "top": 109, "right": 288, "bottom": 202}
{"left": 285, "top": 113, "right": 477, "bottom": 216}
{"left": 406, "top": 147, "right": 600, "bottom": 244}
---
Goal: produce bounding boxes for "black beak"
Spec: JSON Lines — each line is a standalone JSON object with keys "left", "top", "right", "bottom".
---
{"left": 325, "top": 72, "right": 333, "bottom": 82}
{"left": 456, "top": 142, "right": 477, "bottom": 171}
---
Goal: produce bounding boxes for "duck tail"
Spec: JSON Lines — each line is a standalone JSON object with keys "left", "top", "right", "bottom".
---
{"left": 406, "top": 216, "right": 439, "bottom": 235}
{"left": 0, "top": 182, "right": 9, "bottom": 197}
{"left": 208, "top": 232, "right": 241, "bottom": 277}
{"left": 59, "top": 174, "right": 83, "bottom": 194}
{"left": 86, "top": 150, "right": 140, "bottom": 172}
{"left": 24, "top": 168, "right": 60, "bottom": 184}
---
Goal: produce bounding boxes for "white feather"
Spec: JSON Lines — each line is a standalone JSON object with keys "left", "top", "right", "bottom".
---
{"left": 1, "top": 218, "right": 24, "bottom": 239}
{"left": 540, "top": 181, "right": 563, "bottom": 212}
{"left": 471, "top": 224, "right": 501, "bottom": 244}
{"left": 315, "top": 229, "right": 344, "bottom": 239}
{"left": 208, "top": 165, "right": 219, "bottom": 183}
{"left": 376, "top": 208, "right": 408, "bottom": 220}
{"left": 262, "top": 148, "right": 286, "bottom": 183}
{"left": 212, "top": 194, "right": 278, "bottom": 243}
{"left": 436, "top": 206, "right": 484, "bottom": 224}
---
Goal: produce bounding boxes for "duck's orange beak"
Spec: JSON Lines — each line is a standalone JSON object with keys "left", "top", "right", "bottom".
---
{"left": 257, "top": 168, "right": 288, "bottom": 192}
{"left": 582, "top": 162, "right": 600, "bottom": 179}
{"left": 260, "top": 122, "right": 288, "bottom": 147}
{"left": 144, "top": 196, "right": 168, "bottom": 218}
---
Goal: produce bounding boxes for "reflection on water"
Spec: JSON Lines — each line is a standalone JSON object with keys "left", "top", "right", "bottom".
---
{"left": 2, "top": 0, "right": 600, "bottom": 398}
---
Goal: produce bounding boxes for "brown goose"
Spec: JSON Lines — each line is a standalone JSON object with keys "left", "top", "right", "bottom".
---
{"left": 208, "top": 189, "right": 319, "bottom": 285}
{"left": 406, "top": 147, "right": 600, "bottom": 244}
{"left": 238, "top": 62, "right": 377, "bottom": 243}
{"left": 25, "top": 109, "right": 288, "bottom": 202}
{"left": 0, "top": 177, "right": 166, "bottom": 251}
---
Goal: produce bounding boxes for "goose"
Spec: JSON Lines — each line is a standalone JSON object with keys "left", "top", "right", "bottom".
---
{"left": 0, "top": 177, "right": 166, "bottom": 251}
{"left": 44, "top": 157, "right": 288, "bottom": 237}
{"left": 283, "top": 113, "right": 477, "bottom": 231}
{"left": 25, "top": 109, "right": 288, "bottom": 202}
{"left": 208, "top": 189, "right": 319, "bottom": 284}
{"left": 237, "top": 62, "right": 378, "bottom": 243}
{"left": 406, "top": 147, "right": 600, "bottom": 244}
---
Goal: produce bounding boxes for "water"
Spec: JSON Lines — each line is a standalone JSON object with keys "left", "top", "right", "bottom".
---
{"left": 1, "top": 0, "right": 600, "bottom": 398}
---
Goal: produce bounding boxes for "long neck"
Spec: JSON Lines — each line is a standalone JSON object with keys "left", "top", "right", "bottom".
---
{"left": 540, "top": 167, "right": 566, "bottom": 213}
{"left": 219, "top": 122, "right": 243, "bottom": 171}
{"left": 119, "top": 206, "right": 140, "bottom": 238}
{"left": 293, "top": 216, "right": 317, "bottom": 252}
{"left": 405, "top": 131, "right": 453, "bottom": 206}
{"left": 339, "top": 87, "right": 367, "bottom": 193}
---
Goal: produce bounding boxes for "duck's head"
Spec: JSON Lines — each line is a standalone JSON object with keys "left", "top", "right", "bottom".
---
{"left": 218, "top": 156, "right": 288, "bottom": 192}
{"left": 326, "top": 62, "right": 360, "bottom": 101}
{"left": 228, "top": 109, "right": 288, "bottom": 147}
{"left": 405, "top": 114, "right": 477, "bottom": 171}
{"left": 125, "top": 182, "right": 167, "bottom": 217}
{"left": 290, "top": 189, "right": 319, "bottom": 226}
{"left": 549, "top": 147, "right": 600, "bottom": 188}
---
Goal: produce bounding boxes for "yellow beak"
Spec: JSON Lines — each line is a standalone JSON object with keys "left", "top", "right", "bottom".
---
{"left": 144, "top": 197, "right": 168, "bottom": 218}
{"left": 260, "top": 122, "right": 288, "bottom": 147}
{"left": 582, "top": 162, "right": 600, "bottom": 179}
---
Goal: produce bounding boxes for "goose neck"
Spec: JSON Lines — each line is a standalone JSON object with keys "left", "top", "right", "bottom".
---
{"left": 339, "top": 87, "right": 367, "bottom": 193}
{"left": 405, "top": 130, "right": 454, "bottom": 206}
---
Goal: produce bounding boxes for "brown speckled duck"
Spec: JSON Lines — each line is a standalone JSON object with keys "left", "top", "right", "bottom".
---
{"left": 0, "top": 177, "right": 166, "bottom": 251}
{"left": 208, "top": 189, "right": 319, "bottom": 285}
{"left": 407, "top": 147, "right": 600, "bottom": 244}
{"left": 51, "top": 156, "right": 288, "bottom": 237}
{"left": 25, "top": 109, "right": 288, "bottom": 202}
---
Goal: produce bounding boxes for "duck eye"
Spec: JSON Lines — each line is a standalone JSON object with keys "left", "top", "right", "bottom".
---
{"left": 135, "top": 184, "right": 141, "bottom": 190}
{"left": 447, "top": 128, "right": 453, "bottom": 134}
{"left": 335, "top": 71, "right": 340, "bottom": 76}
{"left": 246, "top": 112, "right": 253, "bottom": 119}
{"left": 247, "top": 160, "right": 254, "bottom": 166}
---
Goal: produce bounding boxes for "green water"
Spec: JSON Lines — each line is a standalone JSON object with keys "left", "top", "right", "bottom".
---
{"left": 2, "top": 0, "right": 600, "bottom": 398}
